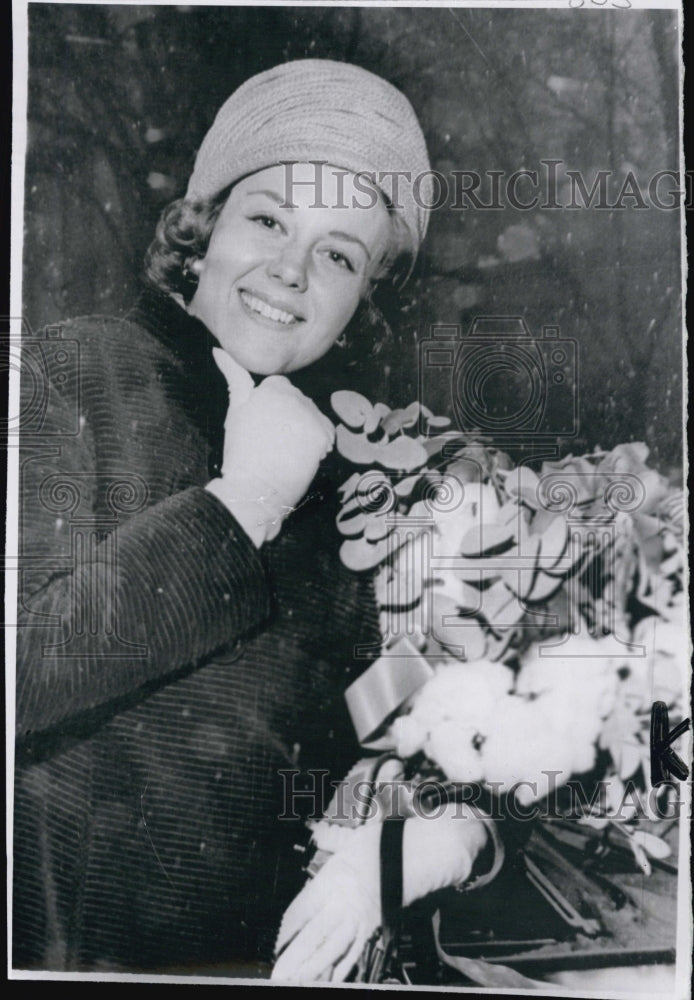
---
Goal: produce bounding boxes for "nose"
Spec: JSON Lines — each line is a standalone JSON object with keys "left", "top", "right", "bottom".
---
{"left": 268, "top": 242, "right": 308, "bottom": 292}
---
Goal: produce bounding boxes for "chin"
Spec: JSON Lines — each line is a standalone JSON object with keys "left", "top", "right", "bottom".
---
{"left": 215, "top": 339, "right": 287, "bottom": 376}
{"left": 251, "top": 362, "right": 289, "bottom": 376}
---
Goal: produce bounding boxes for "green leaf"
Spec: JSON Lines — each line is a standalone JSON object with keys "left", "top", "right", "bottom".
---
{"left": 331, "top": 389, "right": 374, "bottom": 429}
{"left": 422, "top": 433, "right": 472, "bottom": 459}
{"left": 355, "top": 470, "right": 393, "bottom": 510}
{"left": 337, "top": 471, "right": 361, "bottom": 500}
{"left": 460, "top": 523, "right": 515, "bottom": 557}
{"left": 336, "top": 509, "right": 368, "bottom": 537}
{"left": 364, "top": 402, "right": 392, "bottom": 435}
{"left": 393, "top": 475, "right": 421, "bottom": 497}
{"left": 382, "top": 401, "right": 421, "bottom": 435}
{"left": 500, "top": 565, "right": 537, "bottom": 601}
{"left": 503, "top": 466, "right": 541, "bottom": 508}
{"left": 628, "top": 838, "right": 652, "bottom": 876}
{"left": 378, "top": 561, "right": 424, "bottom": 608}
{"left": 525, "top": 570, "right": 564, "bottom": 603}
{"left": 631, "top": 830, "right": 671, "bottom": 860}
{"left": 498, "top": 499, "right": 523, "bottom": 527}
{"left": 538, "top": 515, "right": 569, "bottom": 569}
{"left": 378, "top": 436, "right": 428, "bottom": 472}
{"left": 444, "top": 457, "right": 483, "bottom": 485}
{"left": 478, "top": 580, "right": 526, "bottom": 626}
{"left": 336, "top": 425, "right": 379, "bottom": 465}
{"left": 336, "top": 425, "right": 428, "bottom": 472}
{"left": 340, "top": 536, "right": 392, "bottom": 571}
{"left": 337, "top": 492, "right": 364, "bottom": 518}
{"left": 430, "top": 573, "right": 482, "bottom": 614}
{"left": 363, "top": 516, "right": 395, "bottom": 543}
{"left": 430, "top": 593, "right": 487, "bottom": 659}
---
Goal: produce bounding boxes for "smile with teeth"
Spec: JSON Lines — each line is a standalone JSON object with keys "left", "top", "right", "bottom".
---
{"left": 240, "top": 290, "right": 300, "bottom": 326}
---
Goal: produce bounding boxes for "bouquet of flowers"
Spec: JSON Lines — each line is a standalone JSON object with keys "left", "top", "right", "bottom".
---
{"left": 272, "top": 390, "right": 688, "bottom": 985}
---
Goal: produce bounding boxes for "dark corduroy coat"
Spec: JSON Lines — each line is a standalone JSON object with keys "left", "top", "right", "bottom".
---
{"left": 13, "top": 288, "right": 380, "bottom": 974}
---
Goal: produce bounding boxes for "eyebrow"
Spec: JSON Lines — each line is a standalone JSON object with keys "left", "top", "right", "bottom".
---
{"left": 245, "top": 189, "right": 289, "bottom": 206}
{"left": 244, "top": 191, "right": 373, "bottom": 260}
{"left": 327, "top": 231, "right": 372, "bottom": 261}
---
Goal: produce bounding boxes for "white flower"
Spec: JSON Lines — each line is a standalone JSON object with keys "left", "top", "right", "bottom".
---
{"left": 426, "top": 720, "right": 486, "bottom": 783}
{"left": 515, "top": 635, "right": 620, "bottom": 721}
{"left": 387, "top": 660, "right": 514, "bottom": 783}
{"left": 480, "top": 696, "right": 566, "bottom": 799}
{"left": 390, "top": 714, "right": 428, "bottom": 758}
{"left": 409, "top": 660, "right": 514, "bottom": 734}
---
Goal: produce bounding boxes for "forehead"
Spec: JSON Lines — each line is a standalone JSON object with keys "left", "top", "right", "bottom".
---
{"left": 232, "top": 162, "right": 388, "bottom": 214}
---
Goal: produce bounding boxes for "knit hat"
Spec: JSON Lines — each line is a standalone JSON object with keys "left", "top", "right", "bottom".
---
{"left": 185, "top": 59, "right": 432, "bottom": 259}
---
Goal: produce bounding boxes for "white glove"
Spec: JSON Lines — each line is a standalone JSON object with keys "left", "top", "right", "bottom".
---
{"left": 272, "top": 821, "right": 382, "bottom": 984}
{"left": 272, "top": 806, "right": 489, "bottom": 983}
{"left": 206, "top": 348, "right": 335, "bottom": 546}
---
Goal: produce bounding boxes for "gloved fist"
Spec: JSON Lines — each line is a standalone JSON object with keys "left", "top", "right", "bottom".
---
{"left": 206, "top": 348, "right": 335, "bottom": 545}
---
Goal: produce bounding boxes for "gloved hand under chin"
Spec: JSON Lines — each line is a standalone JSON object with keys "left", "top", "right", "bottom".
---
{"left": 206, "top": 347, "right": 335, "bottom": 545}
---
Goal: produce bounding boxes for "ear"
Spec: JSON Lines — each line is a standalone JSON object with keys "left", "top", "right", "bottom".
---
{"left": 189, "top": 257, "right": 205, "bottom": 275}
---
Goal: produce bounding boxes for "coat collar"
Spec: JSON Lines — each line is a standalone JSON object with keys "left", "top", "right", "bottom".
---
{"left": 126, "top": 283, "right": 220, "bottom": 366}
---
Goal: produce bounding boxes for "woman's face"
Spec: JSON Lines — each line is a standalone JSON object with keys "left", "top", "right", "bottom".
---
{"left": 187, "top": 163, "right": 393, "bottom": 375}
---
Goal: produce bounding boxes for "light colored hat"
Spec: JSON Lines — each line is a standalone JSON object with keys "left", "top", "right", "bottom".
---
{"left": 185, "top": 58, "right": 432, "bottom": 258}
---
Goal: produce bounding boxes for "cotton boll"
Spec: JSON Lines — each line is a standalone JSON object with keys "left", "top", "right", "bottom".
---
{"left": 540, "top": 670, "right": 616, "bottom": 725}
{"left": 569, "top": 735, "right": 599, "bottom": 777}
{"left": 596, "top": 670, "right": 620, "bottom": 719}
{"left": 411, "top": 660, "right": 514, "bottom": 734}
{"left": 460, "top": 659, "right": 516, "bottom": 702}
{"left": 425, "top": 720, "right": 485, "bottom": 783}
{"left": 397, "top": 661, "right": 514, "bottom": 783}
{"left": 560, "top": 713, "right": 600, "bottom": 775}
{"left": 479, "top": 697, "right": 562, "bottom": 797}
{"left": 390, "top": 714, "right": 428, "bottom": 758}
{"left": 517, "top": 637, "right": 616, "bottom": 696}
{"left": 516, "top": 638, "right": 620, "bottom": 731}
{"left": 540, "top": 681, "right": 604, "bottom": 736}
{"left": 515, "top": 646, "right": 581, "bottom": 697}
{"left": 537, "top": 688, "right": 602, "bottom": 777}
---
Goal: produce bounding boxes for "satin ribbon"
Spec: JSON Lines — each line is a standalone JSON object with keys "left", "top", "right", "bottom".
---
{"left": 431, "top": 910, "right": 548, "bottom": 989}
{"left": 344, "top": 636, "right": 434, "bottom": 749}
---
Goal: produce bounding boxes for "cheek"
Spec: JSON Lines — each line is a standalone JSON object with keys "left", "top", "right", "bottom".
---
{"left": 201, "top": 233, "right": 255, "bottom": 284}
{"left": 197, "top": 259, "right": 244, "bottom": 317}
{"left": 317, "top": 281, "right": 363, "bottom": 332}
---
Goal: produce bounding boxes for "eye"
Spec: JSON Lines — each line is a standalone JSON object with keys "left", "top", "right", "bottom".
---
{"left": 250, "top": 213, "right": 283, "bottom": 232}
{"left": 324, "top": 249, "right": 355, "bottom": 272}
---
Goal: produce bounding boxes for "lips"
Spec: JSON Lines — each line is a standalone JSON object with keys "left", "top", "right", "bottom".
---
{"left": 239, "top": 290, "right": 302, "bottom": 326}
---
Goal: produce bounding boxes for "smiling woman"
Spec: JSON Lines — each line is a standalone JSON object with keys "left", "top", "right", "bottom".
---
{"left": 184, "top": 164, "right": 393, "bottom": 375}
{"left": 13, "top": 58, "right": 497, "bottom": 978}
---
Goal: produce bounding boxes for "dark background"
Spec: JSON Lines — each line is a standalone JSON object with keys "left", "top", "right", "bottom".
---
{"left": 20, "top": 3, "right": 683, "bottom": 474}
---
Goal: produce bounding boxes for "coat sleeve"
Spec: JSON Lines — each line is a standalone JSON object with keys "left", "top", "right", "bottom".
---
{"left": 14, "top": 352, "right": 273, "bottom": 738}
